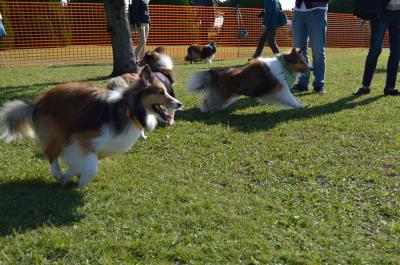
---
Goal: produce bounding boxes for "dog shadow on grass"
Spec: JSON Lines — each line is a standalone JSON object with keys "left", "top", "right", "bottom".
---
{"left": 0, "top": 179, "right": 84, "bottom": 236}
{"left": 177, "top": 95, "right": 383, "bottom": 133}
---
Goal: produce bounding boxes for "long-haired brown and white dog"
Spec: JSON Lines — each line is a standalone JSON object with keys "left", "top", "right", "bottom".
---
{"left": 187, "top": 48, "right": 311, "bottom": 112}
{"left": 0, "top": 65, "right": 182, "bottom": 188}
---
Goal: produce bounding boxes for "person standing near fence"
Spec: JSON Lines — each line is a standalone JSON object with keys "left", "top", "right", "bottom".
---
{"left": 291, "top": 0, "right": 329, "bottom": 94}
{"left": 0, "top": 12, "right": 6, "bottom": 39}
{"left": 251, "top": 0, "right": 284, "bottom": 58}
{"left": 353, "top": 0, "right": 400, "bottom": 96}
{"left": 129, "top": 0, "right": 150, "bottom": 61}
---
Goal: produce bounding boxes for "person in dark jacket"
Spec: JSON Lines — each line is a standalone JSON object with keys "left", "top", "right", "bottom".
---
{"left": 291, "top": 0, "right": 329, "bottom": 94}
{"left": 129, "top": 0, "right": 150, "bottom": 61}
{"left": 251, "top": 0, "right": 284, "bottom": 58}
{"left": 353, "top": 0, "right": 400, "bottom": 96}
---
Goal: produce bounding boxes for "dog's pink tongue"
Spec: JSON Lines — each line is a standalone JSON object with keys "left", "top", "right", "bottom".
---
{"left": 127, "top": 72, "right": 139, "bottom": 79}
{"left": 166, "top": 115, "right": 173, "bottom": 121}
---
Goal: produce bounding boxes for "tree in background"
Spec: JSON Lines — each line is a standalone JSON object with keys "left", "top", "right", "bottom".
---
{"left": 104, "top": 0, "right": 136, "bottom": 76}
{"left": 328, "top": 0, "right": 353, "bottom": 14}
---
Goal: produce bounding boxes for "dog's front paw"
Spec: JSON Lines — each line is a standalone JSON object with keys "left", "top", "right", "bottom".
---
{"left": 140, "top": 131, "right": 147, "bottom": 140}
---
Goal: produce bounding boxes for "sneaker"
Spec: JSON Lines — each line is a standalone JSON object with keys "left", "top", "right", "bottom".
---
{"left": 383, "top": 88, "right": 400, "bottom": 96}
{"left": 313, "top": 86, "right": 325, "bottom": 94}
{"left": 292, "top": 83, "right": 308, "bottom": 92}
{"left": 353, "top": 87, "right": 370, "bottom": 96}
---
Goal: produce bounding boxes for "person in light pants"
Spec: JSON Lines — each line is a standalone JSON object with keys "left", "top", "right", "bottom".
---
{"left": 129, "top": 0, "right": 150, "bottom": 61}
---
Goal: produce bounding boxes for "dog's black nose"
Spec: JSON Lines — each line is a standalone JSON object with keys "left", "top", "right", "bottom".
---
{"left": 175, "top": 102, "right": 182, "bottom": 109}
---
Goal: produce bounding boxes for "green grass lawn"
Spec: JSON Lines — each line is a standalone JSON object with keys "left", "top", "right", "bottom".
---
{"left": 0, "top": 49, "right": 399, "bottom": 264}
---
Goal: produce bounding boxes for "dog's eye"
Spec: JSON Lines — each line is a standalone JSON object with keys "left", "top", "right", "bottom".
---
{"left": 160, "top": 91, "right": 164, "bottom": 95}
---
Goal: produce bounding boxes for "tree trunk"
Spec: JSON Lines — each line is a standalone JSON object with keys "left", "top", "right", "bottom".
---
{"left": 104, "top": 0, "right": 136, "bottom": 77}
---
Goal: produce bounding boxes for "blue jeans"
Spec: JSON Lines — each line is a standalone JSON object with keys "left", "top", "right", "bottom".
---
{"left": 362, "top": 11, "right": 400, "bottom": 89}
{"left": 292, "top": 9, "right": 327, "bottom": 88}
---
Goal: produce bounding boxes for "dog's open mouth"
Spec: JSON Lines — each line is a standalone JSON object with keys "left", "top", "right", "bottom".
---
{"left": 152, "top": 104, "right": 173, "bottom": 121}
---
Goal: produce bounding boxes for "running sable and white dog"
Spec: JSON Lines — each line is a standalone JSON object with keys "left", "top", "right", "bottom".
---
{"left": 187, "top": 48, "right": 310, "bottom": 112}
{"left": 0, "top": 65, "right": 182, "bottom": 188}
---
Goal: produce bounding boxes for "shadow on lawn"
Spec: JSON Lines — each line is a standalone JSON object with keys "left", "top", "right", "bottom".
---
{"left": 0, "top": 180, "right": 84, "bottom": 236}
{"left": 177, "top": 95, "right": 383, "bottom": 133}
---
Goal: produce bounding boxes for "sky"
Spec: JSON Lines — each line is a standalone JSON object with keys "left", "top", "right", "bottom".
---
{"left": 280, "top": 0, "right": 296, "bottom": 10}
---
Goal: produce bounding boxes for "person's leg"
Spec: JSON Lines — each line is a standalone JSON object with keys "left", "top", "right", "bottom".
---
{"left": 353, "top": 19, "right": 388, "bottom": 95}
{"left": 135, "top": 24, "right": 149, "bottom": 60}
{"left": 307, "top": 9, "right": 327, "bottom": 90}
{"left": 362, "top": 20, "right": 388, "bottom": 88}
{"left": 267, "top": 29, "right": 280, "bottom": 54}
{"left": 385, "top": 11, "right": 400, "bottom": 93}
{"left": 252, "top": 28, "right": 269, "bottom": 58}
{"left": 292, "top": 11, "right": 310, "bottom": 89}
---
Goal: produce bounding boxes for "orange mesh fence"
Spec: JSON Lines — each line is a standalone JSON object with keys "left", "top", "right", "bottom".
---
{"left": 0, "top": 2, "right": 388, "bottom": 67}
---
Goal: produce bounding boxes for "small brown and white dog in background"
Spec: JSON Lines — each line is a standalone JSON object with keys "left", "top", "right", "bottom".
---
{"left": 0, "top": 65, "right": 182, "bottom": 188}
{"left": 187, "top": 48, "right": 311, "bottom": 112}
{"left": 185, "top": 42, "right": 217, "bottom": 64}
{"left": 107, "top": 47, "right": 178, "bottom": 127}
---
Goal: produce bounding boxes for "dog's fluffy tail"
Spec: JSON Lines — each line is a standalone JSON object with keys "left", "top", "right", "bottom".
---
{"left": 187, "top": 70, "right": 213, "bottom": 94}
{"left": 0, "top": 100, "right": 35, "bottom": 142}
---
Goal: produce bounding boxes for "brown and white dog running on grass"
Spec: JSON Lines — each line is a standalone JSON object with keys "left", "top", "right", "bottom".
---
{"left": 0, "top": 65, "right": 182, "bottom": 188}
{"left": 187, "top": 48, "right": 310, "bottom": 112}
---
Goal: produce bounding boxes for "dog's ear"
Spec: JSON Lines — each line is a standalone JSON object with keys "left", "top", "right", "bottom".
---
{"left": 283, "top": 48, "right": 300, "bottom": 63}
{"left": 139, "top": 65, "right": 153, "bottom": 86}
{"left": 154, "top": 46, "right": 165, "bottom": 54}
{"left": 161, "top": 68, "right": 177, "bottom": 85}
{"left": 297, "top": 48, "right": 304, "bottom": 54}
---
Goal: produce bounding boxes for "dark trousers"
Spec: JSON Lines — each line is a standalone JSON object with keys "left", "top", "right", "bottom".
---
{"left": 362, "top": 11, "right": 400, "bottom": 89}
{"left": 252, "top": 28, "right": 280, "bottom": 58}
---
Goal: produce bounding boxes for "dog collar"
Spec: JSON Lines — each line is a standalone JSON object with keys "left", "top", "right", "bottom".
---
{"left": 278, "top": 56, "right": 297, "bottom": 88}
